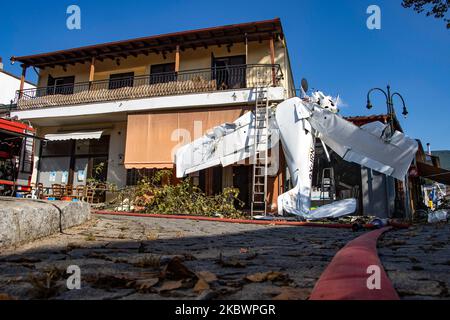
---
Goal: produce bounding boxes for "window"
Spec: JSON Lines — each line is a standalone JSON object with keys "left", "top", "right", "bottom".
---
{"left": 47, "top": 76, "right": 75, "bottom": 95}
{"left": 75, "top": 136, "right": 110, "bottom": 155}
{"left": 109, "top": 72, "right": 135, "bottom": 90}
{"left": 41, "top": 140, "right": 73, "bottom": 157}
{"left": 39, "top": 136, "right": 110, "bottom": 187}
{"left": 150, "top": 63, "right": 176, "bottom": 84}
{"left": 126, "top": 168, "right": 157, "bottom": 186}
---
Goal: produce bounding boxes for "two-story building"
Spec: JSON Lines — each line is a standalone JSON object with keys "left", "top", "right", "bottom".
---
{"left": 10, "top": 18, "right": 296, "bottom": 211}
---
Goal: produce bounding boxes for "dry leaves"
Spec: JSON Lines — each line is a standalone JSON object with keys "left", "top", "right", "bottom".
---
{"left": 27, "top": 268, "right": 65, "bottom": 299}
{"left": 157, "top": 257, "right": 198, "bottom": 293}
{"left": 245, "top": 271, "right": 285, "bottom": 283}
{"left": 159, "top": 280, "right": 184, "bottom": 292}
{"left": 193, "top": 271, "right": 218, "bottom": 293}
{"left": 133, "top": 255, "right": 161, "bottom": 268}
{"left": 160, "top": 257, "right": 196, "bottom": 280}
{"left": 272, "top": 287, "right": 311, "bottom": 300}
{"left": 134, "top": 278, "right": 159, "bottom": 292}
{"left": 196, "top": 271, "right": 218, "bottom": 283}
{"left": 193, "top": 278, "right": 210, "bottom": 293}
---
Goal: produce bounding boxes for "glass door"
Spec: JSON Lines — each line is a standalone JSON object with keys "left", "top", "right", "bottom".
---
{"left": 212, "top": 55, "right": 246, "bottom": 90}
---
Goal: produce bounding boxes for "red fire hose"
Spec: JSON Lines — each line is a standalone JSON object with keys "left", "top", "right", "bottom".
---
{"left": 94, "top": 210, "right": 409, "bottom": 230}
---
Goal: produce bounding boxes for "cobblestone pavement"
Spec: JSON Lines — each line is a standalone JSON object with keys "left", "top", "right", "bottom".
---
{"left": 0, "top": 215, "right": 361, "bottom": 300}
{"left": 378, "top": 224, "right": 450, "bottom": 300}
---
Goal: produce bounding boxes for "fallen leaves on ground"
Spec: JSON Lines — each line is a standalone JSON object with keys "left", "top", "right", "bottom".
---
{"left": 272, "top": 287, "right": 311, "bottom": 300}
{"left": 196, "top": 271, "right": 218, "bottom": 283}
{"left": 133, "top": 255, "right": 161, "bottom": 268}
{"left": 193, "top": 278, "right": 210, "bottom": 293}
{"left": 245, "top": 271, "right": 286, "bottom": 283}
{"left": 134, "top": 278, "right": 159, "bottom": 292}
{"left": 159, "top": 280, "right": 184, "bottom": 292}
{"left": 159, "top": 257, "right": 196, "bottom": 280}
{"left": 27, "top": 267, "right": 65, "bottom": 299}
{"left": 157, "top": 257, "right": 199, "bottom": 293}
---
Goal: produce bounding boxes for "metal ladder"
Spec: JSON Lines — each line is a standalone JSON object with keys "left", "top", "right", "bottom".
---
{"left": 251, "top": 87, "right": 270, "bottom": 217}
{"left": 320, "top": 167, "right": 335, "bottom": 204}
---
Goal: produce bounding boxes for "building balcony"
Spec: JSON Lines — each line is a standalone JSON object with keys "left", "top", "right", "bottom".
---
{"left": 15, "top": 64, "right": 283, "bottom": 110}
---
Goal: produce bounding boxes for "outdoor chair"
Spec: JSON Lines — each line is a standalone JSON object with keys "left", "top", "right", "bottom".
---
{"left": 35, "top": 183, "right": 45, "bottom": 199}
{"left": 50, "top": 184, "right": 63, "bottom": 199}
{"left": 64, "top": 184, "right": 73, "bottom": 197}
{"left": 75, "top": 185, "right": 86, "bottom": 201}
{"left": 86, "top": 187, "right": 95, "bottom": 204}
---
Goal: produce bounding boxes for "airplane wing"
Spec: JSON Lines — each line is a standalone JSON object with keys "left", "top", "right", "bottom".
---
{"left": 175, "top": 110, "right": 279, "bottom": 178}
{"left": 283, "top": 97, "right": 419, "bottom": 181}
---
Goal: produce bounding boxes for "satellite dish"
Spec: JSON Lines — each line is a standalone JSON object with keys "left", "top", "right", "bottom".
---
{"left": 301, "top": 78, "right": 309, "bottom": 93}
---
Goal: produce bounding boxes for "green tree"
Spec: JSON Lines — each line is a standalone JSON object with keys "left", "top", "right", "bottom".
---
{"left": 402, "top": 0, "right": 450, "bottom": 28}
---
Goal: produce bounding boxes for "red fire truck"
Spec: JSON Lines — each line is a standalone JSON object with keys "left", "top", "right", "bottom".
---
{"left": 0, "top": 118, "right": 38, "bottom": 196}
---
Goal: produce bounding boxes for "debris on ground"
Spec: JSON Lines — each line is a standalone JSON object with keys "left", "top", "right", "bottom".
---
{"left": 0, "top": 215, "right": 362, "bottom": 300}
{"left": 428, "top": 210, "right": 448, "bottom": 224}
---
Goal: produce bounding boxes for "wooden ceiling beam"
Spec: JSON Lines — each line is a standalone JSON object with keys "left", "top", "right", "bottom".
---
{"left": 17, "top": 29, "right": 282, "bottom": 67}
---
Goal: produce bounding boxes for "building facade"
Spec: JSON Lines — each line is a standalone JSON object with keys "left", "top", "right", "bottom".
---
{"left": 0, "top": 57, "right": 35, "bottom": 111}
{"left": 10, "top": 19, "right": 295, "bottom": 211}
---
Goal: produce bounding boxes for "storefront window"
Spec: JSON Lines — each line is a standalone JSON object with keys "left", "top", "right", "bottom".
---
{"left": 41, "top": 140, "right": 72, "bottom": 157}
{"left": 38, "top": 136, "right": 110, "bottom": 187}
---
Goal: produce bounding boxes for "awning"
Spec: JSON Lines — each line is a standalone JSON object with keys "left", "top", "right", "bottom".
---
{"left": 417, "top": 161, "right": 450, "bottom": 185}
{"left": 44, "top": 131, "right": 103, "bottom": 141}
{"left": 124, "top": 107, "right": 248, "bottom": 169}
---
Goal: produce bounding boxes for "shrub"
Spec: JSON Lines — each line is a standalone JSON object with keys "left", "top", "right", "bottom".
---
{"left": 111, "top": 170, "right": 245, "bottom": 218}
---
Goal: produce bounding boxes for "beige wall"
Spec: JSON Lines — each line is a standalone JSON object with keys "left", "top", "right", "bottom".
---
{"left": 125, "top": 106, "right": 250, "bottom": 169}
{"left": 37, "top": 39, "right": 294, "bottom": 92}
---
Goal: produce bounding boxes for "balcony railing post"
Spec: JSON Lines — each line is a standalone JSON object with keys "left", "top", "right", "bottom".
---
{"left": 269, "top": 37, "right": 277, "bottom": 86}
{"left": 18, "top": 64, "right": 28, "bottom": 99}
{"left": 89, "top": 57, "right": 96, "bottom": 91}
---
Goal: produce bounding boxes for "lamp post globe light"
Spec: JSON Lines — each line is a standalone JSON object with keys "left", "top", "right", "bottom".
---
{"left": 366, "top": 85, "right": 409, "bottom": 136}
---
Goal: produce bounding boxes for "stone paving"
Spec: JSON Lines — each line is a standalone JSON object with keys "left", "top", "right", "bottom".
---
{"left": 378, "top": 224, "right": 450, "bottom": 300}
{"left": 0, "top": 215, "right": 361, "bottom": 300}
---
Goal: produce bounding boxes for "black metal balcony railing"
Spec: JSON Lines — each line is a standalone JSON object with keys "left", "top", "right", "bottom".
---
{"left": 16, "top": 64, "right": 283, "bottom": 110}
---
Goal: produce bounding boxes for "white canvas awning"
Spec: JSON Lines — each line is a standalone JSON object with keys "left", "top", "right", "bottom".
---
{"left": 44, "top": 131, "right": 103, "bottom": 141}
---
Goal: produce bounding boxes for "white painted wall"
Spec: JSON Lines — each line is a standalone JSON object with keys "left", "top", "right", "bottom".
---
{"left": 11, "top": 87, "right": 286, "bottom": 123}
{"left": 107, "top": 122, "right": 128, "bottom": 188}
{"left": 0, "top": 71, "right": 35, "bottom": 105}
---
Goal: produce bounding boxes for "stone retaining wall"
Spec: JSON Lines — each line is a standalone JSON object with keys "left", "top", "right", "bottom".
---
{"left": 0, "top": 198, "right": 91, "bottom": 248}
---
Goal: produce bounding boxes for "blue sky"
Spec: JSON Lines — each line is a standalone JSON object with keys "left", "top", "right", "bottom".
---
{"left": 1, "top": 0, "right": 449, "bottom": 149}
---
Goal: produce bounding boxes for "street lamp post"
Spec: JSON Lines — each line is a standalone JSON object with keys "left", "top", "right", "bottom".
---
{"left": 366, "top": 85, "right": 409, "bottom": 136}
{"left": 366, "top": 85, "right": 411, "bottom": 219}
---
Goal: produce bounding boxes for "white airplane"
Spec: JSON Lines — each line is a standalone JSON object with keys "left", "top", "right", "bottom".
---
{"left": 175, "top": 90, "right": 418, "bottom": 220}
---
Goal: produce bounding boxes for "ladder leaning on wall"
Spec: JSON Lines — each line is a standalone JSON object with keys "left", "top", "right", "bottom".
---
{"left": 251, "top": 86, "right": 270, "bottom": 217}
